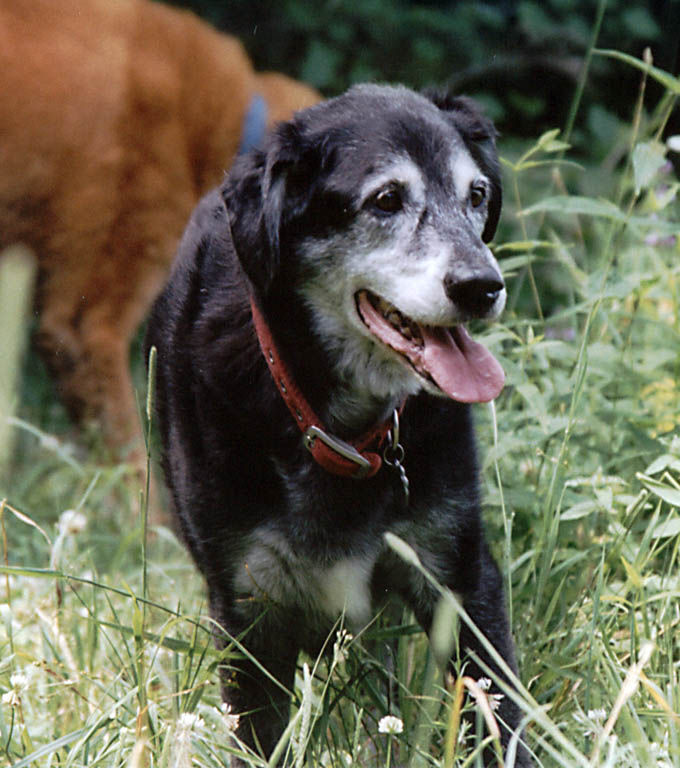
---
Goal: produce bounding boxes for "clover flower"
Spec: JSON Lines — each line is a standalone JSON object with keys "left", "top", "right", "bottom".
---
{"left": 58, "top": 509, "right": 87, "bottom": 535}
{"left": 2, "top": 669, "right": 29, "bottom": 708}
{"left": 220, "top": 702, "right": 240, "bottom": 732}
{"left": 9, "top": 672, "right": 28, "bottom": 689}
{"left": 170, "top": 712, "right": 206, "bottom": 768}
{"left": 177, "top": 712, "right": 205, "bottom": 733}
{"left": 378, "top": 715, "right": 404, "bottom": 735}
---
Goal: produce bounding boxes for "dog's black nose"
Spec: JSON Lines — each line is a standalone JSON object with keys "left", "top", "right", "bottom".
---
{"left": 444, "top": 274, "right": 505, "bottom": 317}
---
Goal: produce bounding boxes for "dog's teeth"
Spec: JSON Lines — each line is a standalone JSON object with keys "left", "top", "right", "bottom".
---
{"left": 366, "top": 292, "right": 423, "bottom": 344}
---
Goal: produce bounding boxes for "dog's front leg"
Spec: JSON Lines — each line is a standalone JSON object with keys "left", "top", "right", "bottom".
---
{"left": 387, "top": 539, "right": 531, "bottom": 766}
{"left": 212, "top": 599, "right": 299, "bottom": 765}
{"left": 452, "top": 542, "right": 532, "bottom": 766}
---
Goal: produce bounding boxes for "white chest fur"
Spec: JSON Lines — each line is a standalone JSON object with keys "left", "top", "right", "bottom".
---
{"left": 234, "top": 529, "right": 377, "bottom": 628}
{"left": 315, "top": 557, "right": 374, "bottom": 626}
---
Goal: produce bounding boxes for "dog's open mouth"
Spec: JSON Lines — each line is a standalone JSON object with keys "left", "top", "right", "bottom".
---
{"left": 355, "top": 290, "right": 504, "bottom": 403}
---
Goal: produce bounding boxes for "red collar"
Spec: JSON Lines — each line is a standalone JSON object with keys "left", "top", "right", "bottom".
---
{"left": 250, "top": 296, "right": 399, "bottom": 479}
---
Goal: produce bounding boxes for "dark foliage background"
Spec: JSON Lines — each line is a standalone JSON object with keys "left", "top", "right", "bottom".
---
{"left": 172, "top": 0, "right": 679, "bottom": 151}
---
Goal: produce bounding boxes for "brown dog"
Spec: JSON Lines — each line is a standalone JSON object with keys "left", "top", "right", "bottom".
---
{"left": 0, "top": 0, "right": 320, "bottom": 458}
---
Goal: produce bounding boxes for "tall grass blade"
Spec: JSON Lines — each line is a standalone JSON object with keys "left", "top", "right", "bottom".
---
{"left": 0, "top": 246, "right": 35, "bottom": 480}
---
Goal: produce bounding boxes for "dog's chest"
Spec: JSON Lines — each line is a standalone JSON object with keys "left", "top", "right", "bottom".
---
{"left": 233, "top": 527, "right": 378, "bottom": 628}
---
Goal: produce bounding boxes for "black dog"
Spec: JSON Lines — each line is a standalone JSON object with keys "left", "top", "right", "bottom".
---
{"left": 146, "top": 84, "right": 529, "bottom": 765}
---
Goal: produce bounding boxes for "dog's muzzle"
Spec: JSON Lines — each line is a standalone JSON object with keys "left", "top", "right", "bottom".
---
{"left": 443, "top": 271, "right": 505, "bottom": 319}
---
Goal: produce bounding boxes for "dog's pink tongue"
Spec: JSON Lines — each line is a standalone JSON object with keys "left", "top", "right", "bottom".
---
{"left": 420, "top": 325, "right": 505, "bottom": 403}
{"left": 355, "top": 292, "right": 504, "bottom": 403}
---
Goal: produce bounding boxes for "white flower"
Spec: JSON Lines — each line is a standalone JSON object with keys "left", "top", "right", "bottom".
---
{"left": 573, "top": 707, "right": 609, "bottom": 738}
{"left": 171, "top": 712, "right": 205, "bottom": 768}
{"left": 378, "top": 715, "right": 403, "bottom": 735}
{"left": 587, "top": 708, "right": 607, "bottom": 723}
{"left": 2, "top": 668, "right": 30, "bottom": 706}
{"left": 2, "top": 690, "right": 20, "bottom": 707}
{"left": 58, "top": 509, "right": 87, "bottom": 535}
{"left": 177, "top": 712, "right": 205, "bottom": 733}
{"left": 475, "top": 677, "right": 504, "bottom": 711}
{"left": 171, "top": 712, "right": 205, "bottom": 766}
{"left": 9, "top": 672, "right": 27, "bottom": 689}
{"left": 220, "top": 702, "right": 240, "bottom": 732}
{"left": 488, "top": 692, "right": 504, "bottom": 711}
{"left": 333, "top": 628, "right": 353, "bottom": 663}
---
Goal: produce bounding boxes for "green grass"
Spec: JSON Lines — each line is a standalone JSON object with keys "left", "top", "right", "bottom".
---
{"left": 1, "top": 51, "right": 679, "bottom": 767}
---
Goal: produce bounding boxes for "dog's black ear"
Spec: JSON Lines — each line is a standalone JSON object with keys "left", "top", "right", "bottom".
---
{"left": 424, "top": 89, "right": 502, "bottom": 242}
{"left": 220, "top": 140, "right": 286, "bottom": 295}
{"left": 221, "top": 120, "right": 325, "bottom": 296}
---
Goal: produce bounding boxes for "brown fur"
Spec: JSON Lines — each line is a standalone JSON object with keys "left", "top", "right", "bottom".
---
{"left": 0, "top": 0, "right": 320, "bottom": 456}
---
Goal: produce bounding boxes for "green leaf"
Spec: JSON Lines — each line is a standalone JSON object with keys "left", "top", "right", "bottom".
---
{"left": 521, "top": 195, "right": 626, "bottom": 221}
{"left": 637, "top": 474, "right": 680, "bottom": 507}
{"left": 620, "top": 556, "right": 644, "bottom": 589}
{"left": 521, "top": 196, "right": 680, "bottom": 235}
{"left": 430, "top": 593, "right": 458, "bottom": 669}
{"left": 9, "top": 728, "right": 90, "bottom": 768}
{"left": 561, "top": 500, "right": 598, "bottom": 521}
{"left": 632, "top": 141, "right": 667, "bottom": 195}
{"left": 132, "top": 599, "right": 144, "bottom": 638}
{"left": 300, "top": 40, "right": 343, "bottom": 90}
{"left": 644, "top": 454, "right": 680, "bottom": 476}
{"left": 495, "top": 240, "right": 555, "bottom": 253}
{"left": 536, "top": 128, "right": 571, "bottom": 154}
{"left": 622, "top": 7, "right": 661, "bottom": 39}
{"left": 650, "top": 518, "right": 680, "bottom": 539}
{"left": 595, "top": 49, "right": 680, "bottom": 95}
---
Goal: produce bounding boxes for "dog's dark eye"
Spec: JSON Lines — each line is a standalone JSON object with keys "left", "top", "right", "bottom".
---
{"left": 470, "top": 184, "right": 487, "bottom": 208}
{"left": 370, "top": 187, "right": 404, "bottom": 215}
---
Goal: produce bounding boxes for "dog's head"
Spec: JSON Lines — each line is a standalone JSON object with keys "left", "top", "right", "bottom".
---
{"left": 223, "top": 84, "right": 505, "bottom": 405}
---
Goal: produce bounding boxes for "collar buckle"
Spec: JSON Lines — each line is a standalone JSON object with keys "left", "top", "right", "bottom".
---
{"left": 304, "top": 425, "right": 373, "bottom": 478}
{"left": 250, "top": 294, "right": 401, "bottom": 480}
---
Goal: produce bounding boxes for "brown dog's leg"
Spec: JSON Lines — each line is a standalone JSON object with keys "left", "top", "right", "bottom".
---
{"left": 36, "top": 251, "right": 170, "bottom": 463}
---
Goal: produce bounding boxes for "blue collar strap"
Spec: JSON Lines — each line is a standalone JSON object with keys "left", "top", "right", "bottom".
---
{"left": 238, "top": 93, "right": 269, "bottom": 154}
